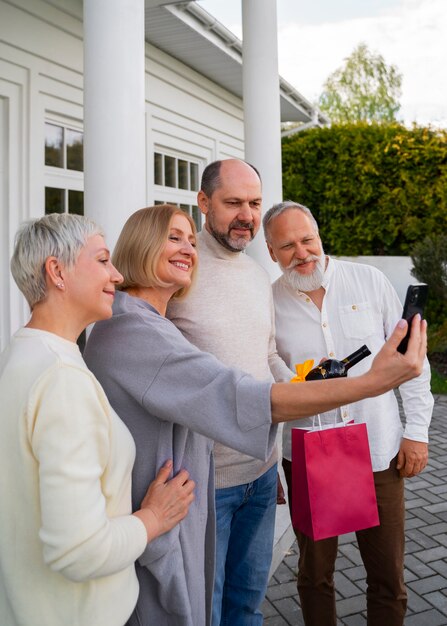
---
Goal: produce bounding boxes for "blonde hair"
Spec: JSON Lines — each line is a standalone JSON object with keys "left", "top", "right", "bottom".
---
{"left": 113, "top": 205, "right": 197, "bottom": 300}
{"left": 11, "top": 213, "right": 103, "bottom": 309}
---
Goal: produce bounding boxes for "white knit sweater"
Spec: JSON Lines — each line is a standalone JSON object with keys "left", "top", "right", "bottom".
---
{"left": 0, "top": 328, "right": 147, "bottom": 626}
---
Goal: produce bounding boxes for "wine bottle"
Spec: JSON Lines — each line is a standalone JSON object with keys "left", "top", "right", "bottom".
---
{"left": 305, "top": 345, "right": 371, "bottom": 380}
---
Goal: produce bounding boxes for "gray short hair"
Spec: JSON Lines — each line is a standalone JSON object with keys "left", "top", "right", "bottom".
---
{"left": 263, "top": 200, "right": 319, "bottom": 242}
{"left": 11, "top": 213, "right": 103, "bottom": 309}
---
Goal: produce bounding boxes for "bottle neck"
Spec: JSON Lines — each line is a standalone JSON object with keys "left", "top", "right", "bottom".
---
{"left": 341, "top": 345, "right": 371, "bottom": 371}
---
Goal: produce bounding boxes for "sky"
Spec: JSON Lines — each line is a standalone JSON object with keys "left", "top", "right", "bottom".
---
{"left": 199, "top": 0, "right": 447, "bottom": 128}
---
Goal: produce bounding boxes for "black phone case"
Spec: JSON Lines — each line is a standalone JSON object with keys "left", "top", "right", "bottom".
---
{"left": 397, "top": 284, "right": 428, "bottom": 354}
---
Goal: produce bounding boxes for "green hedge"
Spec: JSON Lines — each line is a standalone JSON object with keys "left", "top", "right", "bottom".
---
{"left": 411, "top": 234, "right": 447, "bottom": 336}
{"left": 282, "top": 123, "right": 447, "bottom": 255}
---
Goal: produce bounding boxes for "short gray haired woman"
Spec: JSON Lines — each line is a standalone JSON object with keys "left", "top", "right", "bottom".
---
{"left": 0, "top": 213, "right": 194, "bottom": 626}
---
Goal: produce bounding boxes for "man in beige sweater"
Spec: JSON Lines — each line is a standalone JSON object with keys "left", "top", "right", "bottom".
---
{"left": 167, "top": 159, "right": 291, "bottom": 625}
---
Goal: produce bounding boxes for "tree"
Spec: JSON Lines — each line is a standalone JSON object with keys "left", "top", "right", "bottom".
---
{"left": 318, "top": 43, "right": 402, "bottom": 124}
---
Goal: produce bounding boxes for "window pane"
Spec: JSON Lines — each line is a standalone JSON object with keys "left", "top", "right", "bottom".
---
{"left": 192, "top": 205, "right": 201, "bottom": 231}
{"left": 155, "top": 200, "right": 179, "bottom": 207}
{"left": 66, "top": 129, "right": 83, "bottom": 171}
{"left": 45, "top": 123, "right": 63, "bottom": 168}
{"left": 45, "top": 187, "right": 65, "bottom": 214}
{"left": 68, "top": 190, "right": 84, "bottom": 215}
{"left": 179, "top": 204, "right": 191, "bottom": 216}
{"left": 154, "top": 153, "right": 163, "bottom": 185}
{"left": 178, "top": 160, "right": 188, "bottom": 190}
{"left": 190, "top": 163, "right": 199, "bottom": 191}
{"left": 164, "top": 156, "right": 176, "bottom": 188}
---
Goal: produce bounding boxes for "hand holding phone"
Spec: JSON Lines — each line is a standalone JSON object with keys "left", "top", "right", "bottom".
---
{"left": 397, "top": 284, "right": 428, "bottom": 354}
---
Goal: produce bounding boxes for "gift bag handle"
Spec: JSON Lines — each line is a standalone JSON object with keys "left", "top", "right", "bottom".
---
{"left": 312, "top": 409, "right": 345, "bottom": 430}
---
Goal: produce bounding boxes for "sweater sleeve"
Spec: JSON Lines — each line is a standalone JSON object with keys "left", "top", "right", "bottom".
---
{"left": 28, "top": 365, "right": 147, "bottom": 582}
{"left": 119, "top": 313, "right": 278, "bottom": 462}
{"left": 142, "top": 347, "right": 277, "bottom": 462}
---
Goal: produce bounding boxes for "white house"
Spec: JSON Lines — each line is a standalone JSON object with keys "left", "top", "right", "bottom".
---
{"left": 1, "top": 0, "right": 329, "bottom": 575}
{"left": 0, "top": 0, "right": 327, "bottom": 349}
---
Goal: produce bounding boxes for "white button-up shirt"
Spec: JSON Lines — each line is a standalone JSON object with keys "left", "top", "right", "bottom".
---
{"left": 273, "top": 257, "right": 434, "bottom": 471}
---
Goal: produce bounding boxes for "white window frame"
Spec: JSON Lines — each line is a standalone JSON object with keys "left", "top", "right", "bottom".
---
{"left": 44, "top": 115, "right": 84, "bottom": 214}
{"left": 153, "top": 147, "right": 203, "bottom": 229}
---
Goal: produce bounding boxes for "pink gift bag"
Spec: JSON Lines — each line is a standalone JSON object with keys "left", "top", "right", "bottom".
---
{"left": 292, "top": 419, "right": 380, "bottom": 541}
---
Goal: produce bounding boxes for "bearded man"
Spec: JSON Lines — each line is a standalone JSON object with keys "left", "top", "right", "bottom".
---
{"left": 263, "top": 200, "right": 434, "bottom": 626}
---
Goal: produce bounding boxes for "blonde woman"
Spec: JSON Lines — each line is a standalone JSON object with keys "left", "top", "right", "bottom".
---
{"left": 84, "top": 204, "right": 426, "bottom": 626}
{"left": 0, "top": 213, "right": 194, "bottom": 626}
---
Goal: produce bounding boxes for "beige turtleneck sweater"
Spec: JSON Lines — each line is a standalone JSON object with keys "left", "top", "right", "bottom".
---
{"left": 167, "top": 227, "right": 292, "bottom": 488}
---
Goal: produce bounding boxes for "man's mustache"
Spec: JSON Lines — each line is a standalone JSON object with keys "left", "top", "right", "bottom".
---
{"left": 229, "top": 220, "right": 254, "bottom": 234}
{"left": 287, "top": 255, "right": 320, "bottom": 270}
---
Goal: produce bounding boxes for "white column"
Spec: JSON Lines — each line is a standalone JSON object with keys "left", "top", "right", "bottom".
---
{"left": 242, "top": 1, "right": 292, "bottom": 576}
{"left": 242, "top": 0, "right": 282, "bottom": 279}
{"left": 83, "top": 0, "right": 146, "bottom": 249}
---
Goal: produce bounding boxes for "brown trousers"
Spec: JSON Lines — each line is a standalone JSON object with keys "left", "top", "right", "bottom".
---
{"left": 282, "top": 456, "right": 407, "bottom": 626}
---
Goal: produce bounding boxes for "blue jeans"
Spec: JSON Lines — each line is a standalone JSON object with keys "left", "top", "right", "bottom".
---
{"left": 212, "top": 463, "right": 277, "bottom": 626}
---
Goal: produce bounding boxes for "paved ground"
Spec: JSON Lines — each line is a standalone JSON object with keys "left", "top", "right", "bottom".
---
{"left": 264, "top": 394, "right": 447, "bottom": 625}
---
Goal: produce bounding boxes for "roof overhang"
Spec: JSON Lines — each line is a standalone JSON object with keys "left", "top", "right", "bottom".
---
{"left": 144, "top": 1, "right": 329, "bottom": 125}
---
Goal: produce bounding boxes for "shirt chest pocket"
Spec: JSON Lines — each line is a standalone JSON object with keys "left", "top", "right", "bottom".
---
{"left": 338, "top": 301, "right": 376, "bottom": 339}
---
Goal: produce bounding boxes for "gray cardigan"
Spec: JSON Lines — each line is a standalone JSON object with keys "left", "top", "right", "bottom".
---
{"left": 84, "top": 291, "right": 277, "bottom": 626}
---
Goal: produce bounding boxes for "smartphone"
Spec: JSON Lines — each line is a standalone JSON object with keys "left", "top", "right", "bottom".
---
{"left": 397, "top": 283, "right": 428, "bottom": 354}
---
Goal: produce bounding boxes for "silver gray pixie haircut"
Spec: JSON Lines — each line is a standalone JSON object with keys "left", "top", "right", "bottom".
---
{"left": 262, "top": 200, "right": 319, "bottom": 242}
{"left": 11, "top": 213, "right": 103, "bottom": 310}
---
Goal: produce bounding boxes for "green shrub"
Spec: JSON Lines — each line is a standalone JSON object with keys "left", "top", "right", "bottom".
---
{"left": 430, "top": 366, "right": 447, "bottom": 395}
{"left": 410, "top": 234, "right": 447, "bottom": 351}
{"left": 282, "top": 123, "right": 447, "bottom": 256}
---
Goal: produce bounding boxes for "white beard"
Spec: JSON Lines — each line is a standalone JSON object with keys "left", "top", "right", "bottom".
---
{"left": 281, "top": 251, "right": 326, "bottom": 293}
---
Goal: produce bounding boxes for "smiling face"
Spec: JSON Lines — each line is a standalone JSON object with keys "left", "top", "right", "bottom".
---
{"left": 267, "top": 209, "right": 326, "bottom": 292}
{"left": 63, "top": 234, "right": 123, "bottom": 326}
{"left": 198, "top": 160, "right": 262, "bottom": 252}
{"left": 155, "top": 213, "right": 197, "bottom": 295}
